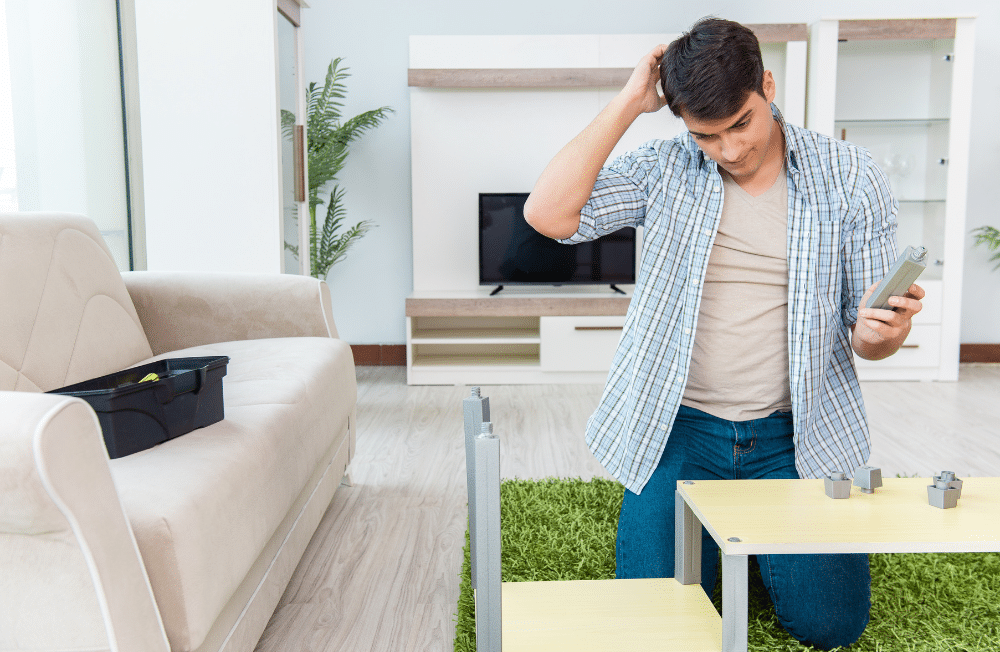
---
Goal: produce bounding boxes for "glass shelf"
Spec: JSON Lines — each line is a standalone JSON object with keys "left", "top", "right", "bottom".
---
{"left": 835, "top": 118, "right": 949, "bottom": 128}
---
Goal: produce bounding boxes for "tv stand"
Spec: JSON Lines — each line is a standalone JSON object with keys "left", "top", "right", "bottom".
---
{"left": 489, "top": 285, "right": 504, "bottom": 296}
{"left": 406, "top": 291, "right": 631, "bottom": 385}
{"left": 609, "top": 284, "right": 626, "bottom": 295}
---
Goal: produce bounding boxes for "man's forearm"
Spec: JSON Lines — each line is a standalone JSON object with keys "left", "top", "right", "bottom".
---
{"left": 523, "top": 93, "right": 646, "bottom": 239}
{"left": 524, "top": 44, "right": 668, "bottom": 240}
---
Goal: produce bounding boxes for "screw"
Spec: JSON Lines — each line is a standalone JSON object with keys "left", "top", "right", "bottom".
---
{"left": 479, "top": 422, "right": 494, "bottom": 437}
{"left": 470, "top": 387, "right": 481, "bottom": 398}
{"left": 728, "top": 537, "right": 742, "bottom": 543}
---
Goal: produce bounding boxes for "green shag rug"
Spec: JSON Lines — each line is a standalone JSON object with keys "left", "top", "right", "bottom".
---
{"left": 454, "top": 477, "right": 1000, "bottom": 652}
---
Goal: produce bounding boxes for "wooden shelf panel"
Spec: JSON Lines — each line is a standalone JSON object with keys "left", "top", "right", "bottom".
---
{"left": 503, "top": 578, "right": 721, "bottom": 651}
{"left": 745, "top": 23, "right": 808, "bottom": 43}
{"left": 835, "top": 118, "right": 949, "bottom": 127}
{"left": 679, "top": 477, "right": 1000, "bottom": 556}
{"left": 411, "top": 328, "right": 540, "bottom": 343}
{"left": 838, "top": 18, "right": 956, "bottom": 41}
{"left": 411, "top": 353, "right": 540, "bottom": 368}
{"left": 406, "top": 296, "right": 630, "bottom": 317}
{"left": 408, "top": 67, "right": 633, "bottom": 88}
{"left": 408, "top": 25, "right": 806, "bottom": 89}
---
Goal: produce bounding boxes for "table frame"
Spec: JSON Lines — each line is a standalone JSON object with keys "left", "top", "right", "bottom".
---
{"left": 676, "top": 477, "right": 1000, "bottom": 652}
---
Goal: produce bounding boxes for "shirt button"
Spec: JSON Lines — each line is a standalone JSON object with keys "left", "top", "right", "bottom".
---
{"left": 703, "top": 228, "right": 712, "bottom": 236}
{"left": 684, "top": 328, "right": 691, "bottom": 335}
{"left": 660, "top": 424, "right": 669, "bottom": 431}
{"left": 712, "top": 185, "right": 720, "bottom": 192}
{"left": 690, "top": 278, "right": 699, "bottom": 285}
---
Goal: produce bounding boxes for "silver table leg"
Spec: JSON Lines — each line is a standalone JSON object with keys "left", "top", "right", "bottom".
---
{"left": 472, "top": 423, "right": 502, "bottom": 652}
{"left": 674, "top": 490, "right": 701, "bottom": 584}
{"left": 463, "top": 388, "right": 490, "bottom": 591}
{"left": 721, "top": 553, "right": 748, "bottom": 652}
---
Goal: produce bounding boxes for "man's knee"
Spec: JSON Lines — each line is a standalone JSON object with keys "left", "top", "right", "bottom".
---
{"left": 783, "top": 605, "right": 870, "bottom": 650}
{"left": 763, "top": 553, "right": 871, "bottom": 650}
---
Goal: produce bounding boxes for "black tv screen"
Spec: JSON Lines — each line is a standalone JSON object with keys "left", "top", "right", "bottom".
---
{"left": 479, "top": 193, "right": 636, "bottom": 287}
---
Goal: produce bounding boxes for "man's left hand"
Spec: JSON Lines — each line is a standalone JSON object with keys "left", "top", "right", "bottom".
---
{"left": 851, "top": 283, "right": 925, "bottom": 361}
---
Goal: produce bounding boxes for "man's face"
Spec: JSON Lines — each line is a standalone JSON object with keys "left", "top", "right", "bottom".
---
{"left": 680, "top": 70, "right": 779, "bottom": 180}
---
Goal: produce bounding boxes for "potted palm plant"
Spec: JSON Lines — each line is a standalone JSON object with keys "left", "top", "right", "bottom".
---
{"left": 282, "top": 58, "right": 393, "bottom": 278}
{"left": 971, "top": 226, "right": 1000, "bottom": 271}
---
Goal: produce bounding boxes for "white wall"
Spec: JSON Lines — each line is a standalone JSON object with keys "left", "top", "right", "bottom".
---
{"left": 408, "top": 36, "right": 801, "bottom": 293}
{"left": 134, "top": 0, "right": 283, "bottom": 274}
{"left": 3, "top": 0, "right": 131, "bottom": 269}
{"left": 300, "top": 0, "right": 999, "bottom": 345}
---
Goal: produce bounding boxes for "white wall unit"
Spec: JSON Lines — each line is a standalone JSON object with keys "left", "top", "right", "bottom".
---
{"left": 407, "top": 29, "right": 807, "bottom": 384}
{"left": 807, "top": 17, "right": 975, "bottom": 382}
{"left": 406, "top": 291, "right": 630, "bottom": 385}
{"left": 409, "top": 31, "right": 807, "bottom": 295}
{"left": 540, "top": 316, "right": 625, "bottom": 373}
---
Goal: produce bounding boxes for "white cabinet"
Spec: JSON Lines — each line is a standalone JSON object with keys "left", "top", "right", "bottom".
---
{"left": 406, "top": 293, "right": 628, "bottom": 385}
{"left": 540, "top": 316, "right": 625, "bottom": 373}
{"left": 807, "top": 18, "right": 975, "bottom": 381}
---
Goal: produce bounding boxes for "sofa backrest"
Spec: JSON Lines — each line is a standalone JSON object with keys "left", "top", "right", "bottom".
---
{"left": 0, "top": 213, "right": 154, "bottom": 392}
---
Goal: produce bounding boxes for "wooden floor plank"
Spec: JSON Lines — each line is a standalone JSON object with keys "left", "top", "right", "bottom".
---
{"left": 256, "top": 364, "right": 1000, "bottom": 651}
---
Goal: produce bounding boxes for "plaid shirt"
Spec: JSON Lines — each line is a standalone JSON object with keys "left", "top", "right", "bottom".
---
{"left": 562, "top": 105, "right": 897, "bottom": 495}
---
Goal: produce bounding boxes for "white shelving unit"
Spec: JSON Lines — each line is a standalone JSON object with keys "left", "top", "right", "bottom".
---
{"left": 406, "top": 28, "right": 809, "bottom": 385}
{"left": 406, "top": 292, "right": 628, "bottom": 385}
{"left": 807, "top": 17, "right": 975, "bottom": 381}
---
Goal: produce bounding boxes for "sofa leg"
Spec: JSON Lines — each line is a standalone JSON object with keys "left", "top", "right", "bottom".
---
{"left": 341, "top": 466, "right": 354, "bottom": 487}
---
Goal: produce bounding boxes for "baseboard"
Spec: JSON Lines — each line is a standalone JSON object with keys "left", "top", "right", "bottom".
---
{"left": 960, "top": 344, "right": 1000, "bottom": 363}
{"left": 349, "top": 344, "right": 998, "bottom": 366}
{"left": 351, "top": 344, "right": 406, "bottom": 366}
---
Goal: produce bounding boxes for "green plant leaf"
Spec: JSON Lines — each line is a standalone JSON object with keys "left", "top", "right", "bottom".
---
{"left": 971, "top": 226, "right": 1000, "bottom": 271}
{"left": 281, "top": 58, "right": 393, "bottom": 278}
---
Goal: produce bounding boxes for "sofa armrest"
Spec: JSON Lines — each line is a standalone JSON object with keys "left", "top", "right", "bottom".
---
{"left": 122, "top": 271, "right": 339, "bottom": 355}
{"left": 0, "top": 391, "right": 169, "bottom": 651}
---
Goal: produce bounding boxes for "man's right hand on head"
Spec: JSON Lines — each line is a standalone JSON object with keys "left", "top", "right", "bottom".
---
{"left": 622, "top": 44, "right": 669, "bottom": 115}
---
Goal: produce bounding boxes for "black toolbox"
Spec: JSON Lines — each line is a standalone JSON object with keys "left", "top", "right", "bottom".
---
{"left": 48, "top": 356, "right": 229, "bottom": 459}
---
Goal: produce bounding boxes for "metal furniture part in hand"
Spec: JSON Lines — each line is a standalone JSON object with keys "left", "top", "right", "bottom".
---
{"left": 676, "top": 476, "right": 1000, "bottom": 652}
{"left": 463, "top": 388, "right": 722, "bottom": 652}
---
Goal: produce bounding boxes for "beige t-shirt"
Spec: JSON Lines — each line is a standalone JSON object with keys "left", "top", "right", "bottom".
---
{"left": 681, "top": 165, "right": 792, "bottom": 422}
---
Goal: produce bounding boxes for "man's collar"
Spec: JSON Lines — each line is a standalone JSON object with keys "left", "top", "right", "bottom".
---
{"left": 770, "top": 103, "right": 801, "bottom": 173}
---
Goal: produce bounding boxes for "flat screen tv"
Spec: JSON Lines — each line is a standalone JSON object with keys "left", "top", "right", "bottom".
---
{"left": 479, "top": 193, "right": 635, "bottom": 294}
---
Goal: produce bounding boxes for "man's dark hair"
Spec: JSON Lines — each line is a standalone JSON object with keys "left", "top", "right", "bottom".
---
{"left": 660, "top": 17, "right": 765, "bottom": 121}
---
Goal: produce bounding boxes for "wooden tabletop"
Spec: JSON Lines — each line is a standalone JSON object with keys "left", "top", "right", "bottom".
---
{"left": 678, "top": 477, "right": 1000, "bottom": 556}
{"left": 502, "top": 578, "right": 721, "bottom": 651}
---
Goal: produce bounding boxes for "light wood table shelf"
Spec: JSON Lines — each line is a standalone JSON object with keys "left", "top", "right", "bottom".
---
{"left": 675, "top": 477, "right": 1000, "bottom": 652}
{"left": 502, "top": 578, "right": 721, "bottom": 651}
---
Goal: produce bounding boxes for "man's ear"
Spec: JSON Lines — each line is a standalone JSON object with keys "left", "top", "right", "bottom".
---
{"left": 762, "top": 70, "right": 776, "bottom": 104}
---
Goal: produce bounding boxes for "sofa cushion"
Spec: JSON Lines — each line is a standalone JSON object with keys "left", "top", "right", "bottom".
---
{"left": 0, "top": 213, "right": 154, "bottom": 392}
{"left": 107, "top": 336, "right": 356, "bottom": 652}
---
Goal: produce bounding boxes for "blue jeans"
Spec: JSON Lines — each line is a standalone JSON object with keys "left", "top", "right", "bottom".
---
{"left": 615, "top": 405, "right": 871, "bottom": 651}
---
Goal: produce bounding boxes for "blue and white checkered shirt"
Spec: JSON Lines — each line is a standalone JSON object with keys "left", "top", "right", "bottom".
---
{"left": 562, "top": 105, "right": 897, "bottom": 495}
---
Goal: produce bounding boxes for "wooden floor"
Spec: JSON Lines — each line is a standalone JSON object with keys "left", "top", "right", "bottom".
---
{"left": 255, "top": 364, "right": 1000, "bottom": 652}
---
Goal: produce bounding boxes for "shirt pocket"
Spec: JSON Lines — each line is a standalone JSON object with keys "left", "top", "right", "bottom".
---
{"left": 815, "top": 220, "right": 843, "bottom": 318}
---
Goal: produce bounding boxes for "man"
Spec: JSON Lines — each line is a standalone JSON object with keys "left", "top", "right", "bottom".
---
{"left": 523, "top": 17, "right": 924, "bottom": 651}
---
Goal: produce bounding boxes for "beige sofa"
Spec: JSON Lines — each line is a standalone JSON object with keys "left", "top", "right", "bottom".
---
{"left": 0, "top": 213, "right": 357, "bottom": 652}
